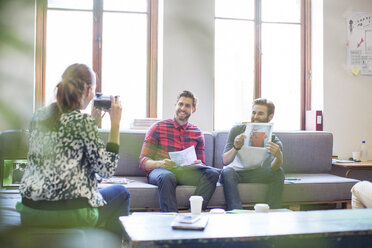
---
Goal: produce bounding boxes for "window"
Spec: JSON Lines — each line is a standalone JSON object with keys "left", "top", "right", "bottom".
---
{"left": 35, "top": 0, "right": 158, "bottom": 129}
{"left": 215, "top": 0, "right": 311, "bottom": 130}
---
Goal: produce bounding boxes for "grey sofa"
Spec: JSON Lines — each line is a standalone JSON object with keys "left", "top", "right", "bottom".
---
{"left": 0, "top": 129, "right": 359, "bottom": 212}
{"left": 98, "top": 130, "right": 359, "bottom": 211}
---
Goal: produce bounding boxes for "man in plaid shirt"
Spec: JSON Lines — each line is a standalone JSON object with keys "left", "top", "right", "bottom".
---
{"left": 139, "top": 90, "right": 219, "bottom": 212}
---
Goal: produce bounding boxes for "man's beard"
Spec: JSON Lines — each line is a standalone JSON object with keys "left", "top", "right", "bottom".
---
{"left": 251, "top": 116, "right": 269, "bottom": 123}
{"left": 176, "top": 109, "right": 191, "bottom": 122}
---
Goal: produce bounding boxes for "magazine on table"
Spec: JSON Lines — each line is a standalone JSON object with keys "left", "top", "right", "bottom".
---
{"left": 244, "top": 122, "right": 273, "bottom": 148}
{"left": 236, "top": 123, "right": 273, "bottom": 169}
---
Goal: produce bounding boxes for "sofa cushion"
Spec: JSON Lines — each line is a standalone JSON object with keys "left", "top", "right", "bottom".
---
{"left": 99, "top": 130, "right": 146, "bottom": 177}
{"left": 213, "top": 131, "right": 228, "bottom": 169}
{"left": 275, "top": 131, "right": 333, "bottom": 173}
{"left": 234, "top": 173, "right": 358, "bottom": 205}
{"left": 282, "top": 173, "right": 358, "bottom": 202}
{"left": 203, "top": 132, "right": 214, "bottom": 167}
{"left": 0, "top": 130, "right": 28, "bottom": 160}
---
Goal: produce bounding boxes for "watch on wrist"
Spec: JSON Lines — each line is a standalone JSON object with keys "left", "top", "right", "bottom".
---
{"left": 233, "top": 144, "right": 241, "bottom": 151}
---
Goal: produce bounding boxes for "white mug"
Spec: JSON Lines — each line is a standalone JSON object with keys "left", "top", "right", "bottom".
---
{"left": 352, "top": 151, "right": 361, "bottom": 161}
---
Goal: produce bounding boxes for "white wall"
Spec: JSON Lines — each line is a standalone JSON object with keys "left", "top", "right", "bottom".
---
{"left": 323, "top": 0, "right": 372, "bottom": 159}
{"left": 162, "top": 0, "right": 214, "bottom": 131}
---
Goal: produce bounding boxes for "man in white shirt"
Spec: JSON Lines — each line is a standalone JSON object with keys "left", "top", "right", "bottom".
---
{"left": 220, "top": 98, "right": 284, "bottom": 210}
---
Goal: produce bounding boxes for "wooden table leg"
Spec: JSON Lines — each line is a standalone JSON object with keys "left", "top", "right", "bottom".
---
{"left": 345, "top": 169, "right": 352, "bottom": 178}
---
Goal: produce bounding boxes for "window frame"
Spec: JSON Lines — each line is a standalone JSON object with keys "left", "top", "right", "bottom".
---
{"left": 215, "top": 0, "right": 312, "bottom": 130}
{"left": 35, "top": 0, "right": 158, "bottom": 118}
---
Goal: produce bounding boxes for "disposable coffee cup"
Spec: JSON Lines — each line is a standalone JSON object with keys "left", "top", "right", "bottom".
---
{"left": 189, "top": 195, "right": 203, "bottom": 215}
{"left": 352, "top": 151, "right": 361, "bottom": 161}
{"left": 254, "top": 203, "right": 270, "bottom": 213}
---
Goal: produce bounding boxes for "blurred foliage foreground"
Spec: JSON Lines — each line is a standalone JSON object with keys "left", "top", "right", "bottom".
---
{"left": 0, "top": 0, "right": 35, "bottom": 131}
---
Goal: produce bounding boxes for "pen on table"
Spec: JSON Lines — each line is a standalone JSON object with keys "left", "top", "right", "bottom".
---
{"left": 285, "top": 178, "right": 301, "bottom": 181}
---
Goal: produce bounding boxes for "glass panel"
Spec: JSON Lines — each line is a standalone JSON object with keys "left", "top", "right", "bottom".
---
{"left": 104, "top": 0, "right": 147, "bottom": 12}
{"left": 215, "top": 0, "right": 254, "bottom": 20}
{"left": 45, "top": 10, "right": 93, "bottom": 105}
{"left": 215, "top": 19, "right": 255, "bottom": 130}
{"left": 48, "top": 0, "right": 93, "bottom": 10}
{"left": 262, "top": 0, "right": 301, "bottom": 23}
{"left": 101, "top": 12, "right": 147, "bottom": 129}
{"left": 261, "top": 23, "right": 301, "bottom": 130}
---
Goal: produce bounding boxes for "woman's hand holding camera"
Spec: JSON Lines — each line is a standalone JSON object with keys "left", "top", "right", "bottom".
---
{"left": 108, "top": 95, "right": 122, "bottom": 145}
{"left": 109, "top": 96, "right": 122, "bottom": 127}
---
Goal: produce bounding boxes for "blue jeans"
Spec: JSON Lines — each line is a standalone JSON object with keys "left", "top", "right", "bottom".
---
{"left": 148, "top": 165, "right": 219, "bottom": 212}
{"left": 220, "top": 166, "right": 284, "bottom": 210}
{"left": 98, "top": 184, "right": 130, "bottom": 238}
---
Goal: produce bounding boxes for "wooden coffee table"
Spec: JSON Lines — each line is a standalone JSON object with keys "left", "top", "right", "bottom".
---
{"left": 333, "top": 160, "right": 372, "bottom": 177}
{"left": 120, "top": 209, "right": 372, "bottom": 247}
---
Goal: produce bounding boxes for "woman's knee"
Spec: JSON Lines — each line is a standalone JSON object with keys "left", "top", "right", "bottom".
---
{"left": 114, "top": 185, "right": 131, "bottom": 215}
{"left": 119, "top": 185, "right": 130, "bottom": 201}
{"left": 107, "top": 184, "right": 131, "bottom": 204}
{"left": 113, "top": 184, "right": 130, "bottom": 194}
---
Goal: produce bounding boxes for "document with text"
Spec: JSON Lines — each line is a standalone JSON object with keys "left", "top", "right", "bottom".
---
{"left": 169, "top": 146, "right": 197, "bottom": 166}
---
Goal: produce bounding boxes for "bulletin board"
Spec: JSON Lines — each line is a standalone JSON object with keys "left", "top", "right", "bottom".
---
{"left": 347, "top": 12, "right": 372, "bottom": 75}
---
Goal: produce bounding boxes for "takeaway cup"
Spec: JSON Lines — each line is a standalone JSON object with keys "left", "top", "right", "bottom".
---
{"left": 254, "top": 203, "right": 270, "bottom": 212}
{"left": 189, "top": 195, "right": 203, "bottom": 215}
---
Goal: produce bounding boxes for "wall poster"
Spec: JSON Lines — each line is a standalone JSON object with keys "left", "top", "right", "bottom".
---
{"left": 347, "top": 12, "right": 372, "bottom": 75}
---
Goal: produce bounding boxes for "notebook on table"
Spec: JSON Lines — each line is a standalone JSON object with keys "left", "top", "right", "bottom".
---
{"left": 171, "top": 214, "right": 209, "bottom": 230}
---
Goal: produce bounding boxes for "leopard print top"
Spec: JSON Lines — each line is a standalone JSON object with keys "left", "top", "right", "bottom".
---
{"left": 19, "top": 106, "right": 119, "bottom": 207}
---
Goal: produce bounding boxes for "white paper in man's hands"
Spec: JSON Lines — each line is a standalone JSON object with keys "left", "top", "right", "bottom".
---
{"left": 236, "top": 146, "right": 267, "bottom": 169}
{"left": 169, "top": 146, "right": 197, "bottom": 166}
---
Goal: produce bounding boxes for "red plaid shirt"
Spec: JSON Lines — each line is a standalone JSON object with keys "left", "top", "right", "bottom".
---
{"left": 139, "top": 118, "right": 206, "bottom": 176}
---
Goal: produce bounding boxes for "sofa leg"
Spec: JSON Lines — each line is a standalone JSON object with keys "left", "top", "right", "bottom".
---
{"left": 343, "top": 201, "right": 352, "bottom": 209}
{"left": 288, "top": 204, "right": 301, "bottom": 211}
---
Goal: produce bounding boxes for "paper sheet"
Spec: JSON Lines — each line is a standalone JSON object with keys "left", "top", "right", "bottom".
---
{"left": 236, "top": 146, "right": 267, "bottom": 169}
{"left": 169, "top": 146, "right": 197, "bottom": 166}
{"left": 347, "top": 12, "right": 372, "bottom": 75}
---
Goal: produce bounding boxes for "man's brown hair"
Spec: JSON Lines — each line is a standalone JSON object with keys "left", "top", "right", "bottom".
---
{"left": 176, "top": 90, "right": 198, "bottom": 109}
{"left": 253, "top": 98, "right": 275, "bottom": 116}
